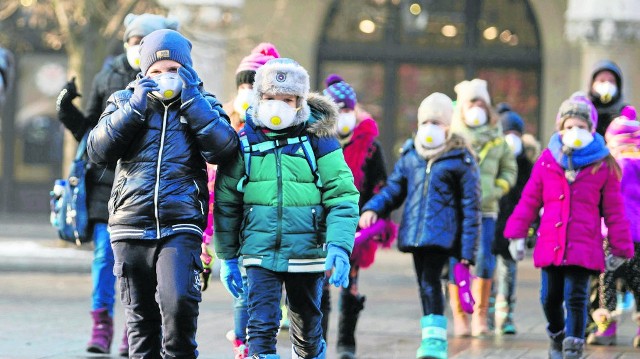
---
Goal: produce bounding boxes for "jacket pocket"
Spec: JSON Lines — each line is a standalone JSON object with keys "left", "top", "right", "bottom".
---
{"left": 113, "top": 261, "right": 130, "bottom": 305}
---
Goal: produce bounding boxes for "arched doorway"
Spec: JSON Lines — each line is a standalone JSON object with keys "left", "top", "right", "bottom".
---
{"left": 316, "top": 0, "right": 541, "bottom": 165}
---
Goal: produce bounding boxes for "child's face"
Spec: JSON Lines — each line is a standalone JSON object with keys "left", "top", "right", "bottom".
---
{"left": 562, "top": 117, "right": 590, "bottom": 132}
{"left": 262, "top": 93, "right": 297, "bottom": 108}
{"left": 147, "top": 60, "right": 181, "bottom": 77}
{"left": 238, "top": 83, "right": 252, "bottom": 91}
{"left": 420, "top": 119, "right": 447, "bottom": 129}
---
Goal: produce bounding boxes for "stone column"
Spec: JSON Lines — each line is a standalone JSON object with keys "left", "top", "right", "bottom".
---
{"left": 565, "top": 0, "right": 640, "bottom": 103}
{"left": 157, "top": 0, "right": 244, "bottom": 97}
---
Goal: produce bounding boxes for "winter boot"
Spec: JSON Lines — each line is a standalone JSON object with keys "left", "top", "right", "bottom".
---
{"left": 416, "top": 314, "right": 448, "bottom": 359}
{"left": 447, "top": 284, "right": 470, "bottom": 337}
{"left": 280, "top": 303, "right": 290, "bottom": 330}
{"left": 586, "top": 308, "right": 616, "bottom": 345}
{"left": 337, "top": 292, "right": 365, "bottom": 359}
{"left": 562, "top": 337, "right": 584, "bottom": 359}
{"left": 494, "top": 295, "right": 516, "bottom": 335}
{"left": 118, "top": 326, "right": 129, "bottom": 357}
{"left": 226, "top": 330, "right": 248, "bottom": 359}
{"left": 87, "top": 308, "right": 114, "bottom": 353}
{"left": 292, "top": 340, "right": 326, "bottom": 359}
{"left": 632, "top": 313, "right": 640, "bottom": 348}
{"left": 320, "top": 287, "right": 331, "bottom": 341}
{"left": 470, "top": 278, "right": 492, "bottom": 337}
{"left": 547, "top": 328, "right": 564, "bottom": 359}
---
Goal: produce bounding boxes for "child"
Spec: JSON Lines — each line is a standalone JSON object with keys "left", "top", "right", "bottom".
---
{"left": 587, "top": 106, "right": 640, "bottom": 346}
{"left": 321, "top": 74, "right": 395, "bottom": 358}
{"left": 504, "top": 95, "right": 634, "bottom": 359}
{"left": 214, "top": 58, "right": 360, "bottom": 359}
{"left": 86, "top": 29, "right": 238, "bottom": 358}
{"left": 449, "top": 79, "right": 517, "bottom": 337}
{"left": 490, "top": 103, "right": 540, "bottom": 335}
{"left": 360, "top": 92, "right": 481, "bottom": 359}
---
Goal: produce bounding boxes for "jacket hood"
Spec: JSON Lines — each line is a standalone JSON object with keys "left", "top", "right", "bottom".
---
{"left": 110, "top": 53, "right": 138, "bottom": 77}
{"left": 306, "top": 92, "right": 338, "bottom": 138}
{"left": 589, "top": 60, "right": 623, "bottom": 106}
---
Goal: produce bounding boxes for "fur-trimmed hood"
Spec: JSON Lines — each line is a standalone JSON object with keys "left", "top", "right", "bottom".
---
{"left": 306, "top": 92, "right": 338, "bottom": 138}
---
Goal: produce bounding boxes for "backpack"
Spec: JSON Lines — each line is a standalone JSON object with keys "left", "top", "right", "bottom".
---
{"left": 49, "top": 132, "right": 90, "bottom": 245}
{"left": 236, "top": 131, "right": 322, "bottom": 192}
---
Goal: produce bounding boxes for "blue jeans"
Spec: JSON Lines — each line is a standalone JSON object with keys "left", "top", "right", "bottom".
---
{"left": 474, "top": 216, "right": 497, "bottom": 279}
{"left": 413, "top": 250, "right": 448, "bottom": 316}
{"left": 112, "top": 234, "right": 202, "bottom": 358}
{"left": 495, "top": 254, "right": 517, "bottom": 303}
{"left": 91, "top": 222, "right": 116, "bottom": 315}
{"left": 246, "top": 266, "right": 324, "bottom": 357}
{"left": 541, "top": 266, "right": 591, "bottom": 338}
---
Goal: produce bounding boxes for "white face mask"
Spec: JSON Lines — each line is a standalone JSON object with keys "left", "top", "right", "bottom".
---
{"left": 562, "top": 127, "right": 594, "bottom": 149}
{"left": 256, "top": 100, "right": 298, "bottom": 130}
{"left": 233, "top": 88, "right": 254, "bottom": 120}
{"left": 126, "top": 44, "right": 141, "bottom": 70}
{"left": 336, "top": 112, "right": 357, "bottom": 136}
{"left": 416, "top": 123, "right": 446, "bottom": 149}
{"left": 464, "top": 106, "right": 488, "bottom": 127}
{"left": 593, "top": 81, "right": 617, "bottom": 104}
{"left": 151, "top": 73, "right": 183, "bottom": 101}
{"left": 504, "top": 133, "right": 523, "bottom": 156}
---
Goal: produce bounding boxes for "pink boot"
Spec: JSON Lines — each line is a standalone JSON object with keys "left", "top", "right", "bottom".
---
{"left": 87, "top": 309, "right": 114, "bottom": 353}
{"left": 226, "top": 330, "right": 248, "bottom": 359}
{"left": 118, "top": 326, "right": 129, "bottom": 357}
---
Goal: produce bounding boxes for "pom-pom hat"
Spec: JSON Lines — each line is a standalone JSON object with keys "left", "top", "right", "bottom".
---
{"left": 123, "top": 13, "right": 179, "bottom": 43}
{"left": 235, "top": 43, "right": 280, "bottom": 87}
{"left": 323, "top": 74, "right": 357, "bottom": 110}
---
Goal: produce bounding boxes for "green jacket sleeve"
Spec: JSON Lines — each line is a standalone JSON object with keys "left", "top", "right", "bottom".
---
{"left": 495, "top": 141, "right": 517, "bottom": 195}
{"left": 213, "top": 150, "right": 245, "bottom": 259}
{"left": 317, "top": 147, "right": 360, "bottom": 255}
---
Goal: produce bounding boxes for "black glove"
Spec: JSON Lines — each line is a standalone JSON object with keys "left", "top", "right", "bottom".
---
{"left": 56, "top": 77, "right": 82, "bottom": 112}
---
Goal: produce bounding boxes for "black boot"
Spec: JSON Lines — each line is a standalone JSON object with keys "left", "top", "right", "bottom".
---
{"left": 321, "top": 286, "right": 331, "bottom": 342}
{"left": 337, "top": 292, "right": 365, "bottom": 359}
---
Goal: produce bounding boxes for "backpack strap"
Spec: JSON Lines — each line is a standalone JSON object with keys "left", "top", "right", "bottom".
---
{"left": 236, "top": 133, "right": 322, "bottom": 192}
{"left": 76, "top": 131, "right": 89, "bottom": 161}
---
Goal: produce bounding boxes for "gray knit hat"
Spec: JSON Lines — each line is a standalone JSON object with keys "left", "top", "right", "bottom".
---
{"left": 139, "top": 29, "right": 192, "bottom": 75}
{"left": 252, "top": 58, "right": 310, "bottom": 125}
{"left": 123, "top": 13, "right": 179, "bottom": 43}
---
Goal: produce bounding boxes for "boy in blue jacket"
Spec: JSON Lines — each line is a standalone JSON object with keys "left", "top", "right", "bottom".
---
{"left": 87, "top": 29, "right": 238, "bottom": 358}
{"left": 360, "top": 93, "right": 481, "bottom": 359}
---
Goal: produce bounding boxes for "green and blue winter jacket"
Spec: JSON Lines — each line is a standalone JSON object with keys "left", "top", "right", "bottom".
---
{"left": 214, "top": 94, "right": 360, "bottom": 273}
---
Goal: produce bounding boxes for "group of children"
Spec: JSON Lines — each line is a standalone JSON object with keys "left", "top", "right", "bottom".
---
{"left": 66, "top": 17, "right": 640, "bottom": 359}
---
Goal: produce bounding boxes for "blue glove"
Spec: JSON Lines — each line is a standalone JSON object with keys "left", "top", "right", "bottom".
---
{"left": 324, "top": 244, "right": 350, "bottom": 288}
{"left": 220, "top": 258, "right": 244, "bottom": 298}
{"left": 178, "top": 65, "right": 201, "bottom": 104}
{"left": 129, "top": 76, "right": 158, "bottom": 114}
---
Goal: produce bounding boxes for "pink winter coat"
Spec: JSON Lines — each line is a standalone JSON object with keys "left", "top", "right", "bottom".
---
{"left": 202, "top": 164, "right": 216, "bottom": 245}
{"left": 504, "top": 149, "right": 633, "bottom": 272}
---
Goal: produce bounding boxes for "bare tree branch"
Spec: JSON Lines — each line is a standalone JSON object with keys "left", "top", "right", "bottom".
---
{"left": 101, "top": 0, "right": 139, "bottom": 39}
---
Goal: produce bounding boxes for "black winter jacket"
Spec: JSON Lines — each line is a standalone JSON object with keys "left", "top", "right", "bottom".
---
{"left": 588, "top": 60, "right": 628, "bottom": 137}
{"left": 362, "top": 135, "right": 481, "bottom": 261}
{"left": 87, "top": 83, "right": 238, "bottom": 242}
{"left": 58, "top": 54, "right": 138, "bottom": 222}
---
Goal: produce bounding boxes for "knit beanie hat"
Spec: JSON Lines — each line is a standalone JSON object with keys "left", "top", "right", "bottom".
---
{"left": 556, "top": 92, "right": 598, "bottom": 132}
{"left": 323, "top": 74, "right": 357, "bottom": 110}
{"left": 454, "top": 78, "right": 491, "bottom": 106}
{"left": 123, "top": 13, "right": 179, "bottom": 43}
{"left": 497, "top": 103, "right": 525, "bottom": 134}
{"left": 235, "top": 43, "right": 280, "bottom": 87}
{"left": 417, "top": 92, "right": 453, "bottom": 126}
{"left": 252, "top": 58, "right": 310, "bottom": 125}
{"left": 605, "top": 105, "right": 640, "bottom": 148}
{"left": 139, "top": 29, "right": 192, "bottom": 75}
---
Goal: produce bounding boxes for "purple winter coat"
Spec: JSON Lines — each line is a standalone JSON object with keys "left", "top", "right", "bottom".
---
{"left": 619, "top": 154, "right": 640, "bottom": 242}
{"left": 504, "top": 149, "right": 633, "bottom": 272}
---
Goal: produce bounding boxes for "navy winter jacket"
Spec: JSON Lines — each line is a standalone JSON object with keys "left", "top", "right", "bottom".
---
{"left": 362, "top": 136, "right": 481, "bottom": 261}
{"left": 87, "top": 83, "right": 238, "bottom": 241}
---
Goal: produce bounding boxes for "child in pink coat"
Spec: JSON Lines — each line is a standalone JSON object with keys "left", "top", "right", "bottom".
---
{"left": 504, "top": 94, "right": 633, "bottom": 359}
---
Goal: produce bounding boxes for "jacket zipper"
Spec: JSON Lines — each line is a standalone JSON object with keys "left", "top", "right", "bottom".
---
{"left": 275, "top": 148, "right": 283, "bottom": 263}
{"left": 193, "top": 180, "right": 204, "bottom": 215}
{"left": 415, "top": 161, "right": 433, "bottom": 246}
{"left": 153, "top": 103, "right": 170, "bottom": 239}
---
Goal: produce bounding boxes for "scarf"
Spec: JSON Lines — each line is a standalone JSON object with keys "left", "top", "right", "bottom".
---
{"left": 547, "top": 132, "right": 610, "bottom": 170}
{"left": 343, "top": 117, "right": 379, "bottom": 191}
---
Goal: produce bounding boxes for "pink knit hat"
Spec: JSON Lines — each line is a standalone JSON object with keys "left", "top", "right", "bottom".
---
{"left": 235, "top": 43, "right": 280, "bottom": 87}
{"left": 605, "top": 105, "right": 640, "bottom": 148}
{"left": 555, "top": 92, "right": 598, "bottom": 133}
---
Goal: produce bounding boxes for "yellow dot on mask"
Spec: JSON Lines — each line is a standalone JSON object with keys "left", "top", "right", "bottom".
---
{"left": 134, "top": 58, "right": 140, "bottom": 66}
{"left": 270, "top": 116, "right": 282, "bottom": 125}
{"left": 242, "top": 103, "right": 249, "bottom": 111}
{"left": 426, "top": 136, "right": 433, "bottom": 143}
{"left": 164, "top": 90, "right": 174, "bottom": 98}
{"left": 341, "top": 126, "right": 350, "bottom": 134}
{"left": 473, "top": 118, "right": 479, "bottom": 125}
{"left": 602, "top": 94, "right": 611, "bottom": 102}
{"left": 574, "top": 139, "right": 582, "bottom": 147}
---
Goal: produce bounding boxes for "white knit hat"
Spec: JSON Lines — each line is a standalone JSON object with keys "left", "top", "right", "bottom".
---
{"left": 454, "top": 78, "right": 491, "bottom": 106}
{"left": 417, "top": 92, "right": 454, "bottom": 126}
